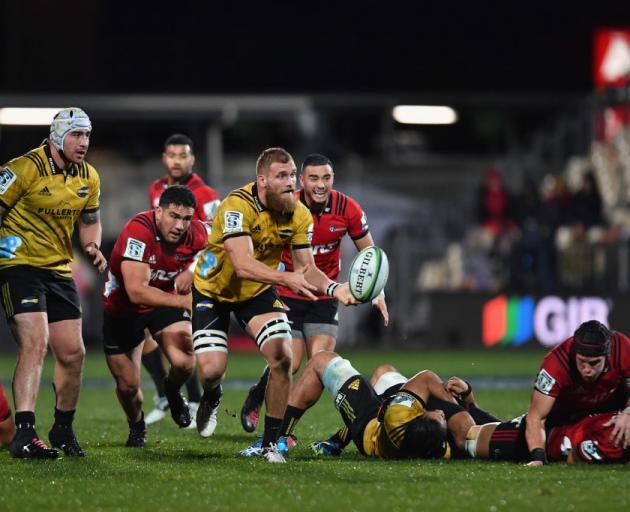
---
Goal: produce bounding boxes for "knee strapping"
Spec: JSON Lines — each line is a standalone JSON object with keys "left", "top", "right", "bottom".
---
{"left": 193, "top": 329, "right": 228, "bottom": 353}
{"left": 254, "top": 317, "right": 291, "bottom": 350}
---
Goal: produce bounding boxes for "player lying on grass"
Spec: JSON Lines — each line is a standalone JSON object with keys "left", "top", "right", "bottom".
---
{"left": 466, "top": 409, "right": 630, "bottom": 464}
{"left": 242, "top": 350, "right": 498, "bottom": 459}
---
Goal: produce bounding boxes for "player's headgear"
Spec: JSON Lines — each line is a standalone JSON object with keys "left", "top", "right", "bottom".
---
{"left": 400, "top": 414, "right": 448, "bottom": 459}
{"left": 50, "top": 108, "right": 92, "bottom": 153}
{"left": 573, "top": 320, "right": 612, "bottom": 357}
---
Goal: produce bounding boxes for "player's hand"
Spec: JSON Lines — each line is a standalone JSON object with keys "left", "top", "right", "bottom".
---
{"left": 445, "top": 377, "right": 469, "bottom": 396}
{"left": 334, "top": 282, "right": 361, "bottom": 306}
{"left": 175, "top": 269, "right": 194, "bottom": 295}
{"left": 85, "top": 245, "right": 107, "bottom": 273}
{"left": 371, "top": 291, "right": 389, "bottom": 326}
{"left": 606, "top": 409, "right": 630, "bottom": 448}
{"left": 284, "top": 266, "right": 318, "bottom": 300}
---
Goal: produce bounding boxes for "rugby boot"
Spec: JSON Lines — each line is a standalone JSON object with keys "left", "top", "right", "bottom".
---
{"left": 196, "top": 394, "right": 220, "bottom": 438}
{"left": 310, "top": 439, "right": 344, "bottom": 456}
{"left": 240, "top": 385, "right": 262, "bottom": 433}
{"left": 126, "top": 421, "right": 147, "bottom": 448}
{"left": 239, "top": 436, "right": 263, "bottom": 457}
{"left": 49, "top": 425, "right": 86, "bottom": 457}
{"left": 10, "top": 431, "right": 59, "bottom": 460}
{"left": 145, "top": 395, "right": 169, "bottom": 425}
{"left": 165, "top": 385, "right": 192, "bottom": 428}
{"left": 261, "top": 443, "right": 286, "bottom": 463}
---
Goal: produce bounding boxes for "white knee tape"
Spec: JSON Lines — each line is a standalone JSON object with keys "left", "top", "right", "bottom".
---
{"left": 373, "top": 371, "right": 407, "bottom": 395}
{"left": 254, "top": 317, "right": 291, "bottom": 350}
{"left": 193, "top": 329, "right": 228, "bottom": 353}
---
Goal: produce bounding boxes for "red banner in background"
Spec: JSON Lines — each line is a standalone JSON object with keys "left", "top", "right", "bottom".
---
{"left": 594, "top": 28, "right": 630, "bottom": 88}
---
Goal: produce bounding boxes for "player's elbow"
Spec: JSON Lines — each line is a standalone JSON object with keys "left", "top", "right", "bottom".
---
{"left": 125, "top": 287, "right": 145, "bottom": 305}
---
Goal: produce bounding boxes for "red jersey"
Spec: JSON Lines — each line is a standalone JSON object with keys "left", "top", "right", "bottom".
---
{"left": 149, "top": 172, "right": 220, "bottom": 222}
{"left": 547, "top": 411, "right": 629, "bottom": 463}
{"left": 277, "top": 189, "right": 369, "bottom": 299}
{"left": 534, "top": 332, "right": 630, "bottom": 424}
{"left": 103, "top": 210, "right": 208, "bottom": 316}
{"left": 0, "top": 382, "right": 10, "bottom": 421}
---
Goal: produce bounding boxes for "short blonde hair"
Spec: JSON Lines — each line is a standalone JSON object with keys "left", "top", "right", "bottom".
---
{"left": 256, "top": 147, "right": 293, "bottom": 176}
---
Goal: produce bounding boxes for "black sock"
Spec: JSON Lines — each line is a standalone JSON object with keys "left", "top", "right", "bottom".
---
{"left": 15, "top": 411, "right": 36, "bottom": 431}
{"left": 185, "top": 368, "right": 203, "bottom": 403}
{"left": 164, "top": 376, "right": 180, "bottom": 395}
{"left": 467, "top": 403, "right": 501, "bottom": 423}
{"left": 262, "top": 415, "right": 283, "bottom": 447}
{"left": 129, "top": 411, "right": 146, "bottom": 431}
{"left": 250, "top": 367, "right": 270, "bottom": 404}
{"left": 142, "top": 347, "right": 167, "bottom": 397}
{"left": 53, "top": 408, "right": 75, "bottom": 429}
{"left": 279, "top": 405, "right": 305, "bottom": 437}
{"left": 203, "top": 385, "right": 223, "bottom": 406}
{"left": 329, "top": 426, "right": 351, "bottom": 448}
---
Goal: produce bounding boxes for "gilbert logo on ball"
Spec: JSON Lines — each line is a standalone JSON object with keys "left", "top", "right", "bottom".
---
{"left": 348, "top": 246, "right": 389, "bottom": 302}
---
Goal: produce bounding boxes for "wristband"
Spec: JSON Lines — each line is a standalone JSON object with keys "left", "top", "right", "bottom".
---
{"left": 529, "top": 448, "right": 547, "bottom": 464}
{"left": 325, "top": 282, "right": 340, "bottom": 297}
{"left": 460, "top": 380, "right": 472, "bottom": 398}
{"left": 83, "top": 242, "right": 99, "bottom": 252}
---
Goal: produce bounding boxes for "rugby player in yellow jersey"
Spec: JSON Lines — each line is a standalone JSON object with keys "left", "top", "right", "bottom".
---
{"left": 0, "top": 108, "right": 107, "bottom": 459}
{"left": 192, "top": 147, "right": 357, "bottom": 463}
{"left": 275, "top": 351, "right": 494, "bottom": 460}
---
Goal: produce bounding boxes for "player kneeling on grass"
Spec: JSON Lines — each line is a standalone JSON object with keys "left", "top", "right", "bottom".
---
{"left": 102, "top": 186, "right": 207, "bottom": 447}
{"left": 248, "top": 351, "right": 492, "bottom": 459}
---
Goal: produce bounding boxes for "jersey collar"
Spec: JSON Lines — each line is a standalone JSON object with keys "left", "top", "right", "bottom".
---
{"left": 44, "top": 143, "right": 78, "bottom": 177}
{"left": 299, "top": 189, "right": 332, "bottom": 214}
{"left": 252, "top": 184, "right": 267, "bottom": 212}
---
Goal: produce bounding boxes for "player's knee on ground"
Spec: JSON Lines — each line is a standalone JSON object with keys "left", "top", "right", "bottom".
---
{"left": 400, "top": 415, "right": 448, "bottom": 459}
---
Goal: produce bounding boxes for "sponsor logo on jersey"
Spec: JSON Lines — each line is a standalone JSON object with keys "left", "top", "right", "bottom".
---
{"left": 203, "top": 200, "right": 219, "bottom": 220}
{"left": 0, "top": 235, "right": 22, "bottom": 259}
{"left": 328, "top": 225, "right": 347, "bottom": 233}
{"left": 335, "top": 392, "right": 346, "bottom": 409}
{"left": 148, "top": 255, "right": 156, "bottom": 264}
{"left": 579, "top": 440, "right": 603, "bottom": 461}
{"left": 534, "top": 369, "right": 556, "bottom": 395}
{"left": 306, "top": 223, "right": 313, "bottom": 243}
{"left": 38, "top": 186, "right": 52, "bottom": 196}
{"left": 77, "top": 185, "right": 90, "bottom": 198}
{"left": 223, "top": 211, "right": 243, "bottom": 233}
{"left": 150, "top": 269, "right": 178, "bottom": 281}
{"left": 0, "top": 167, "right": 17, "bottom": 194}
{"left": 273, "top": 299, "right": 284, "bottom": 309}
{"left": 183, "top": 310, "right": 191, "bottom": 319}
{"left": 123, "top": 238, "right": 146, "bottom": 261}
{"left": 251, "top": 224, "right": 261, "bottom": 233}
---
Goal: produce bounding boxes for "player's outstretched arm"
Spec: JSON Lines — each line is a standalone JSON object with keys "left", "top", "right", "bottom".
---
{"left": 524, "top": 390, "right": 555, "bottom": 466}
{"left": 225, "top": 236, "right": 317, "bottom": 299}
{"left": 294, "top": 247, "right": 359, "bottom": 305}
{"left": 121, "top": 260, "right": 191, "bottom": 310}
{"left": 78, "top": 210, "right": 107, "bottom": 272}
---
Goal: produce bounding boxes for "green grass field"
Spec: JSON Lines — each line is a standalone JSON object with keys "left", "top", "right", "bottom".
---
{"left": 1, "top": 348, "right": 628, "bottom": 512}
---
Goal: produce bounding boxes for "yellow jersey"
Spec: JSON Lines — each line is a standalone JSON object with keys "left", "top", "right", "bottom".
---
{"left": 193, "top": 182, "right": 313, "bottom": 302}
{"left": 0, "top": 143, "right": 100, "bottom": 276}
{"left": 362, "top": 390, "right": 451, "bottom": 459}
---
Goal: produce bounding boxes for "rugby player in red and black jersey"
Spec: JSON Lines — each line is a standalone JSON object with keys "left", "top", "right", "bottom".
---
{"left": 102, "top": 186, "right": 207, "bottom": 447}
{"left": 144, "top": 134, "right": 220, "bottom": 426}
{"left": 524, "top": 320, "right": 630, "bottom": 466}
{"left": 240, "top": 154, "right": 389, "bottom": 438}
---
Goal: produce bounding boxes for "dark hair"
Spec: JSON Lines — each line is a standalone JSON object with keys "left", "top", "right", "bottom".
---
{"left": 399, "top": 415, "right": 447, "bottom": 459}
{"left": 256, "top": 147, "right": 293, "bottom": 176}
{"left": 159, "top": 185, "right": 197, "bottom": 209}
{"left": 164, "top": 134, "right": 194, "bottom": 153}
{"left": 573, "top": 320, "right": 612, "bottom": 357}
{"left": 301, "top": 153, "right": 333, "bottom": 172}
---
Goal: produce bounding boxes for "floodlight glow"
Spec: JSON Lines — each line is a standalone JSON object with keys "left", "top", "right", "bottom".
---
{"left": 392, "top": 105, "right": 458, "bottom": 125}
{"left": 0, "top": 108, "right": 62, "bottom": 126}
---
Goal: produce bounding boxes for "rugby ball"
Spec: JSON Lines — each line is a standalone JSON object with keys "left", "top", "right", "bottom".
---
{"left": 348, "top": 246, "right": 389, "bottom": 302}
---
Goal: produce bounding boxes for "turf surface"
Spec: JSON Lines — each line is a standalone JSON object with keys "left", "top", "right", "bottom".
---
{"left": 1, "top": 348, "right": 628, "bottom": 511}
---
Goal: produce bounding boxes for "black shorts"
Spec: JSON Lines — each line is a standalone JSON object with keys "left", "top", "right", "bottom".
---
{"left": 103, "top": 306, "right": 190, "bottom": 355}
{"left": 488, "top": 414, "right": 529, "bottom": 461}
{"left": 192, "top": 286, "right": 286, "bottom": 351}
{"left": 0, "top": 265, "right": 81, "bottom": 323}
{"left": 334, "top": 375, "right": 381, "bottom": 455}
{"left": 281, "top": 296, "right": 338, "bottom": 339}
